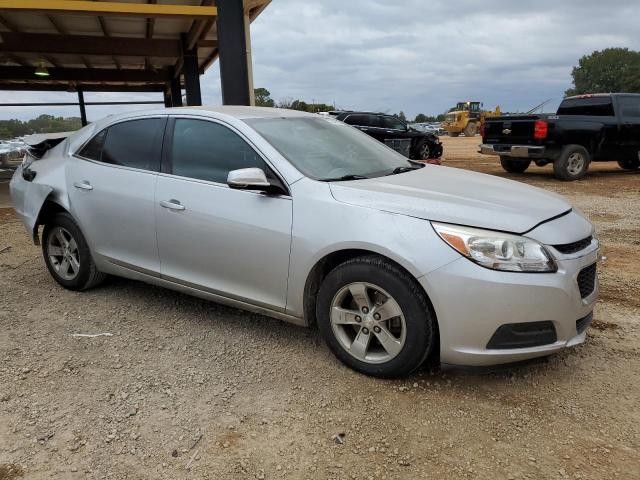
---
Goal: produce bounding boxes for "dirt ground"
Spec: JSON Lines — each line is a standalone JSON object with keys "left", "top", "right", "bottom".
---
{"left": 1, "top": 136, "right": 639, "bottom": 480}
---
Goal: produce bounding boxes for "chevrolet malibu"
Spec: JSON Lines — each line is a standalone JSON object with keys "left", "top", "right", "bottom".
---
{"left": 10, "top": 107, "right": 599, "bottom": 377}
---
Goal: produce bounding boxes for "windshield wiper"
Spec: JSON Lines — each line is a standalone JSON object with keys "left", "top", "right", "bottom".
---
{"left": 321, "top": 174, "right": 369, "bottom": 182}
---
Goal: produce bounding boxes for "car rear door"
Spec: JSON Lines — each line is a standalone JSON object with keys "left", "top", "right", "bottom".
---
{"left": 155, "top": 116, "right": 293, "bottom": 311}
{"left": 67, "top": 116, "right": 166, "bottom": 274}
{"left": 616, "top": 95, "right": 640, "bottom": 160}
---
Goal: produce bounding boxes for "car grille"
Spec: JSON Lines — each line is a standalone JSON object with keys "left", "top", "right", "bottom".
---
{"left": 553, "top": 236, "right": 592, "bottom": 254}
{"left": 577, "top": 264, "right": 597, "bottom": 299}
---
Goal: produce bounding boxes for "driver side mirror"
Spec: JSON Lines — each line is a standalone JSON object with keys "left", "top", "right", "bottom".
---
{"left": 227, "top": 168, "right": 271, "bottom": 191}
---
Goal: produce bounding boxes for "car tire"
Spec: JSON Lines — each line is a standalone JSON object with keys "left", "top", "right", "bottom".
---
{"left": 42, "top": 212, "right": 105, "bottom": 291}
{"left": 617, "top": 157, "right": 640, "bottom": 171}
{"left": 500, "top": 156, "right": 531, "bottom": 173}
{"left": 463, "top": 122, "right": 477, "bottom": 137}
{"left": 553, "top": 145, "right": 591, "bottom": 181}
{"left": 316, "top": 255, "right": 435, "bottom": 378}
{"left": 413, "top": 139, "right": 431, "bottom": 160}
{"left": 450, "top": 132, "right": 460, "bottom": 137}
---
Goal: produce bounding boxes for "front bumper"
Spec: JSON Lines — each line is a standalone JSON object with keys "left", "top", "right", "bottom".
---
{"left": 420, "top": 243, "right": 599, "bottom": 367}
{"left": 480, "top": 143, "right": 546, "bottom": 159}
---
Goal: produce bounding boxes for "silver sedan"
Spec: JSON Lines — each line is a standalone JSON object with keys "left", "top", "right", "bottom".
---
{"left": 10, "top": 107, "right": 599, "bottom": 377}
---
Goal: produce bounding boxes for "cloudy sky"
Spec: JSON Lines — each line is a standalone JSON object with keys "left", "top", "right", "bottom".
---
{"left": 2, "top": 0, "right": 639, "bottom": 121}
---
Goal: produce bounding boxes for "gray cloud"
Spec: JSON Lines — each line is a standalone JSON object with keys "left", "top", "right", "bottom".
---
{"left": 2, "top": 0, "right": 639, "bottom": 121}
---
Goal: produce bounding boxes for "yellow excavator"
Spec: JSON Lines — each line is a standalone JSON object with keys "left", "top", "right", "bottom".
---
{"left": 442, "top": 101, "right": 501, "bottom": 137}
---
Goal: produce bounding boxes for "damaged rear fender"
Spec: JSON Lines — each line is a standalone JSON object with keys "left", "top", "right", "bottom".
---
{"left": 9, "top": 165, "right": 56, "bottom": 244}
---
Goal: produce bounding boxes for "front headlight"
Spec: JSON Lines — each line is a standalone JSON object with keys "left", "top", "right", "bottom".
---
{"left": 432, "top": 222, "right": 557, "bottom": 273}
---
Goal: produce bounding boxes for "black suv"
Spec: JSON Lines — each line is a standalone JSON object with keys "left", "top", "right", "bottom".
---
{"left": 334, "top": 111, "right": 443, "bottom": 160}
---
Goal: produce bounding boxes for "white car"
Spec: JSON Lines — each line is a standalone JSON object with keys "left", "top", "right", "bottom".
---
{"left": 10, "top": 107, "right": 599, "bottom": 377}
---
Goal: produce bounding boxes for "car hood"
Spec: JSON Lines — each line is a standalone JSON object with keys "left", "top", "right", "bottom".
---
{"left": 328, "top": 165, "right": 572, "bottom": 234}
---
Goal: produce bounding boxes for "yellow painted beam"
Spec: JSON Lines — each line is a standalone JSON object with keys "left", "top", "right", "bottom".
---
{"left": 0, "top": 1, "right": 217, "bottom": 19}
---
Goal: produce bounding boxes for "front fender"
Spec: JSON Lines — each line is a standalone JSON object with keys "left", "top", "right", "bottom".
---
{"left": 9, "top": 165, "right": 54, "bottom": 244}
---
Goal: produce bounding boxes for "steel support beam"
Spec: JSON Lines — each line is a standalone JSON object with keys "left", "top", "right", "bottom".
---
{"left": 163, "top": 89, "right": 172, "bottom": 108}
{"left": 170, "top": 74, "right": 183, "bottom": 108}
{"left": 78, "top": 89, "right": 87, "bottom": 126}
{"left": 216, "top": 0, "right": 251, "bottom": 106}
{"left": 0, "top": 1, "right": 218, "bottom": 19}
{"left": 181, "top": 34, "right": 201, "bottom": 106}
{"left": 0, "top": 32, "right": 182, "bottom": 58}
{"left": 0, "top": 83, "right": 166, "bottom": 92}
{"left": 0, "top": 66, "right": 173, "bottom": 83}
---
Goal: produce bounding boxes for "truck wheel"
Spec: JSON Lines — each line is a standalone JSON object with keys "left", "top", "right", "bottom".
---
{"left": 500, "top": 156, "right": 531, "bottom": 173}
{"left": 553, "top": 145, "right": 591, "bottom": 181}
{"left": 617, "top": 157, "right": 640, "bottom": 170}
{"left": 450, "top": 132, "right": 460, "bottom": 138}
{"left": 463, "top": 123, "right": 477, "bottom": 137}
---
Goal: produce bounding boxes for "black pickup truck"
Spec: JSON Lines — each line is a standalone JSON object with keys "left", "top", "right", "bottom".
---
{"left": 480, "top": 93, "right": 640, "bottom": 180}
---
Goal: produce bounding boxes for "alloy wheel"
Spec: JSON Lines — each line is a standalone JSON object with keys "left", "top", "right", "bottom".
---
{"left": 47, "top": 227, "right": 80, "bottom": 281}
{"left": 330, "top": 282, "right": 406, "bottom": 364}
{"left": 567, "top": 152, "right": 585, "bottom": 175}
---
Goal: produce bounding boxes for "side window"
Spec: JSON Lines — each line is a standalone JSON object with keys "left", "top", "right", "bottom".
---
{"left": 101, "top": 118, "right": 164, "bottom": 171}
{"left": 383, "top": 116, "right": 406, "bottom": 130}
{"left": 557, "top": 98, "right": 615, "bottom": 116}
{"left": 78, "top": 129, "right": 106, "bottom": 161}
{"left": 618, "top": 96, "right": 640, "bottom": 119}
{"left": 367, "top": 115, "right": 382, "bottom": 127}
{"left": 171, "top": 119, "right": 266, "bottom": 184}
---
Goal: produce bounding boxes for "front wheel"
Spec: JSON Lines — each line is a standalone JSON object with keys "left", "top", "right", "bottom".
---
{"left": 553, "top": 145, "right": 591, "bottom": 181}
{"left": 500, "top": 156, "right": 531, "bottom": 173}
{"left": 316, "top": 255, "right": 435, "bottom": 378}
{"left": 463, "top": 122, "right": 477, "bottom": 137}
{"left": 42, "top": 212, "right": 105, "bottom": 290}
{"left": 413, "top": 139, "right": 431, "bottom": 160}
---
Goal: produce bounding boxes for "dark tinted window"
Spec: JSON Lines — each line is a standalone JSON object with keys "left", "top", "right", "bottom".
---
{"left": 618, "top": 96, "right": 640, "bottom": 119}
{"left": 78, "top": 129, "right": 106, "bottom": 160}
{"left": 557, "top": 97, "right": 615, "bottom": 116}
{"left": 101, "top": 118, "right": 163, "bottom": 170}
{"left": 344, "top": 114, "right": 369, "bottom": 126}
{"left": 382, "top": 116, "right": 406, "bottom": 130}
{"left": 171, "top": 119, "right": 266, "bottom": 183}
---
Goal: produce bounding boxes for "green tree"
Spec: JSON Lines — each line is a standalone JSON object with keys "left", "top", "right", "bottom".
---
{"left": 254, "top": 87, "right": 275, "bottom": 107}
{"left": 566, "top": 48, "right": 640, "bottom": 96}
{"left": 0, "top": 114, "right": 82, "bottom": 140}
{"left": 414, "top": 113, "right": 428, "bottom": 123}
{"left": 396, "top": 111, "right": 407, "bottom": 122}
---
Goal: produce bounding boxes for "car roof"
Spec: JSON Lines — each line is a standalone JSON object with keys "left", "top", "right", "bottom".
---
{"left": 564, "top": 93, "right": 640, "bottom": 100}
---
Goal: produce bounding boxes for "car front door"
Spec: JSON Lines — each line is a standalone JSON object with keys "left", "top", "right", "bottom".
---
{"left": 67, "top": 116, "right": 166, "bottom": 274}
{"left": 155, "top": 117, "right": 293, "bottom": 311}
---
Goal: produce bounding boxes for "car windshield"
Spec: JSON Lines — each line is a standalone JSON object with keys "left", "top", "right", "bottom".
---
{"left": 246, "top": 116, "right": 414, "bottom": 181}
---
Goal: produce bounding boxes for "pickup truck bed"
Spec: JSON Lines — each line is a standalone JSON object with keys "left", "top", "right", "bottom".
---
{"left": 480, "top": 94, "right": 640, "bottom": 180}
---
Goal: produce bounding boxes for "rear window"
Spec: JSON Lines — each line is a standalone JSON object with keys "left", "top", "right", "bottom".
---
{"left": 101, "top": 118, "right": 164, "bottom": 171}
{"left": 557, "top": 97, "right": 615, "bottom": 116}
{"left": 618, "top": 96, "right": 640, "bottom": 119}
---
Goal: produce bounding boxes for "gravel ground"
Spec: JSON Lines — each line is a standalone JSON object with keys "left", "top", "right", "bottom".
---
{"left": 1, "top": 136, "right": 639, "bottom": 480}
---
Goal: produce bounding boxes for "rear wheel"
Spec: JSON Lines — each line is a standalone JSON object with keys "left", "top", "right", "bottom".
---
{"left": 42, "top": 212, "right": 105, "bottom": 291}
{"left": 500, "top": 156, "right": 531, "bottom": 173}
{"left": 316, "top": 255, "right": 435, "bottom": 378}
{"left": 463, "top": 122, "right": 477, "bottom": 137}
{"left": 553, "top": 145, "right": 590, "bottom": 181}
{"left": 617, "top": 157, "right": 640, "bottom": 171}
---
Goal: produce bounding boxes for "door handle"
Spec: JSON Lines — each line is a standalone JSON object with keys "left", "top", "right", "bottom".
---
{"left": 73, "top": 181, "right": 93, "bottom": 191}
{"left": 160, "top": 199, "right": 185, "bottom": 211}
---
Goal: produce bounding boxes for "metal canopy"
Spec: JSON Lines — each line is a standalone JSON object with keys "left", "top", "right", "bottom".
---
{"left": 0, "top": 0, "right": 269, "bottom": 100}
